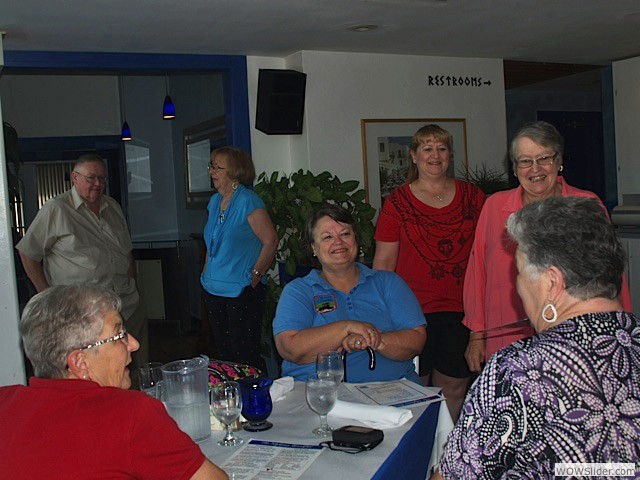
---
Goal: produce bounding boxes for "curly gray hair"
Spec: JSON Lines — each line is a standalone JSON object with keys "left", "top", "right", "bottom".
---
{"left": 509, "top": 121, "right": 564, "bottom": 169}
{"left": 506, "top": 196, "right": 624, "bottom": 301}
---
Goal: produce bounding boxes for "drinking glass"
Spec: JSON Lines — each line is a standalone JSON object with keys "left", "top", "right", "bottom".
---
{"left": 305, "top": 373, "right": 338, "bottom": 437}
{"left": 210, "top": 381, "right": 244, "bottom": 446}
{"left": 239, "top": 377, "right": 274, "bottom": 432}
{"left": 316, "top": 350, "right": 344, "bottom": 383}
{"left": 138, "top": 362, "right": 163, "bottom": 399}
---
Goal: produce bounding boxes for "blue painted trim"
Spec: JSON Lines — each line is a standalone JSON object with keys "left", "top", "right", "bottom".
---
{"left": 19, "top": 135, "right": 122, "bottom": 154}
{"left": 4, "top": 51, "right": 252, "bottom": 153}
{"left": 372, "top": 401, "right": 440, "bottom": 480}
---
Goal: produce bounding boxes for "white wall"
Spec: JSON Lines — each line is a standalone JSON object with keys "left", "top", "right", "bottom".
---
{"left": 0, "top": 37, "right": 27, "bottom": 386}
{"left": 247, "top": 51, "right": 507, "bottom": 187}
{"left": 613, "top": 56, "right": 640, "bottom": 204}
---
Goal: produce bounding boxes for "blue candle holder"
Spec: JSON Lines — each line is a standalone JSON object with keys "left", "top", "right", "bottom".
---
{"left": 239, "top": 377, "right": 273, "bottom": 432}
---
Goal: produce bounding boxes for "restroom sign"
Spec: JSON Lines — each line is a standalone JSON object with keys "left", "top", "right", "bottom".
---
{"left": 427, "top": 75, "right": 492, "bottom": 87}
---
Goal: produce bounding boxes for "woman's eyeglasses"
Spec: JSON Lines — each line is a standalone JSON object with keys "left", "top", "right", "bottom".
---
{"left": 80, "top": 327, "right": 129, "bottom": 350}
{"left": 207, "top": 164, "right": 226, "bottom": 172}
{"left": 514, "top": 152, "right": 558, "bottom": 169}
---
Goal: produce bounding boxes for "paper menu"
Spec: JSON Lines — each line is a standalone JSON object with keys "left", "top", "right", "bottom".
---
{"left": 343, "top": 379, "right": 443, "bottom": 407}
{"left": 222, "top": 440, "right": 323, "bottom": 480}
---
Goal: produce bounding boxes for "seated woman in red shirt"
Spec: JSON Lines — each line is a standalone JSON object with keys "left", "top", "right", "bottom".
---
{"left": 0, "top": 285, "right": 227, "bottom": 480}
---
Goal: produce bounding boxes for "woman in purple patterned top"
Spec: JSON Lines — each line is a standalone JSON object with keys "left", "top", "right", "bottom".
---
{"left": 434, "top": 196, "right": 640, "bottom": 479}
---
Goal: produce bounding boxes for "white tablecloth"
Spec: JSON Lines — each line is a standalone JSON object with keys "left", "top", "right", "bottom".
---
{"left": 199, "top": 381, "right": 453, "bottom": 479}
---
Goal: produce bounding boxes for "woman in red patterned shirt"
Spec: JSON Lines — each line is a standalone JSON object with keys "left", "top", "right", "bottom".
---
{"left": 373, "top": 124, "right": 485, "bottom": 421}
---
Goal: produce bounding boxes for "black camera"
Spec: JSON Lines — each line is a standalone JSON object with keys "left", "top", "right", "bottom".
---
{"left": 332, "top": 425, "right": 384, "bottom": 450}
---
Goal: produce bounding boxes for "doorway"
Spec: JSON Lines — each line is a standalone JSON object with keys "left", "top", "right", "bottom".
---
{"left": 537, "top": 111, "right": 605, "bottom": 200}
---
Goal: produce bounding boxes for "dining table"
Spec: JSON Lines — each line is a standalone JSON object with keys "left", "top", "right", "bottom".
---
{"left": 198, "top": 380, "right": 454, "bottom": 480}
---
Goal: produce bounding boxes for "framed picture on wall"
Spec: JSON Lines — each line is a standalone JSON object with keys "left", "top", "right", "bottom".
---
{"left": 361, "top": 118, "right": 468, "bottom": 212}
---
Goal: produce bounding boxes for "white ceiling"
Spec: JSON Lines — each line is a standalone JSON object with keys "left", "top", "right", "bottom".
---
{"left": 2, "top": 0, "right": 640, "bottom": 64}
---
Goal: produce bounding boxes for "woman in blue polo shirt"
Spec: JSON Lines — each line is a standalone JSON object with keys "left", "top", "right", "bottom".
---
{"left": 273, "top": 204, "right": 426, "bottom": 383}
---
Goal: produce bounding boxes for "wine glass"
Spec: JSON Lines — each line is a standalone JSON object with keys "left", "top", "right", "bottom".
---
{"left": 210, "top": 381, "right": 243, "bottom": 446}
{"left": 305, "top": 373, "right": 338, "bottom": 437}
{"left": 138, "top": 362, "right": 163, "bottom": 399}
{"left": 316, "top": 350, "right": 344, "bottom": 383}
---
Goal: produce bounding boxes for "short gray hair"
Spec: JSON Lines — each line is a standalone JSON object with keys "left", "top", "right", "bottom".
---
{"left": 20, "top": 285, "right": 122, "bottom": 378}
{"left": 506, "top": 196, "right": 624, "bottom": 301}
{"left": 509, "top": 121, "right": 564, "bottom": 165}
{"left": 75, "top": 153, "right": 106, "bottom": 169}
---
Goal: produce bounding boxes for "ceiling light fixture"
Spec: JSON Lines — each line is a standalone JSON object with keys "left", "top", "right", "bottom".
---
{"left": 162, "top": 73, "right": 176, "bottom": 120}
{"left": 346, "top": 24, "right": 379, "bottom": 33}
{"left": 119, "top": 77, "right": 132, "bottom": 142}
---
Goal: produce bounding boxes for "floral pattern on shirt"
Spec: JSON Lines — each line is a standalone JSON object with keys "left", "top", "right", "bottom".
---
{"left": 439, "top": 311, "right": 640, "bottom": 479}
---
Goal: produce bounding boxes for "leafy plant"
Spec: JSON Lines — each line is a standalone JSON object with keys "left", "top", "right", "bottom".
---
{"left": 461, "top": 163, "right": 512, "bottom": 195}
{"left": 3, "top": 122, "right": 24, "bottom": 235}
{"left": 254, "top": 170, "right": 377, "bottom": 276}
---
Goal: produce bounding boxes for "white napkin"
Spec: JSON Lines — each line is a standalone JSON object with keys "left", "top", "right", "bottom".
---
{"left": 270, "top": 376, "right": 294, "bottom": 402}
{"left": 328, "top": 400, "right": 413, "bottom": 429}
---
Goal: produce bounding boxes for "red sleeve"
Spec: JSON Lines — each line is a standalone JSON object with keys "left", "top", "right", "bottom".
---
{"left": 129, "top": 396, "right": 206, "bottom": 480}
{"left": 463, "top": 196, "right": 491, "bottom": 332}
{"left": 374, "top": 191, "right": 401, "bottom": 242}
{"left": 475, "top": 185, "right": 487, "bottom": 216}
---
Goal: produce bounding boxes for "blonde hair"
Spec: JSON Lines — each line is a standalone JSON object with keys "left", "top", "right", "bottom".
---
{"left": 406, "top": 125, "right": 452, "bottom": 183}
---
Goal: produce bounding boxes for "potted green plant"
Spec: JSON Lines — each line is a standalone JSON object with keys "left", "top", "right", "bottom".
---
{"left": 253, "top": 169, "right": 377, "bottom": 377}
{"left": 3, "top": 122, "right": 23, "bottom": 219}
{"left": 461, "top": 163, "right": 512, "bottom": 195}
{"left": 254, "top": 169, "right": 376, "bottom": 275}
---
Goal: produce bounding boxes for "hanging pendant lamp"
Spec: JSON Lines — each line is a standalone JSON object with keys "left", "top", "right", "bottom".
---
{"left": 120, "top": 77, "right": 132, "bottom": 141}
{"left": 121, "top": 121, "right": 132, "bottom": 141}
{"left": 163, "top": 74, "right": 176, "bottom": 119}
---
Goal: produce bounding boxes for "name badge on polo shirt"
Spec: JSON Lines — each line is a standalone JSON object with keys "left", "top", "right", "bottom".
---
{"left": 314, "top": 294, "right": 337, "bottom": 314}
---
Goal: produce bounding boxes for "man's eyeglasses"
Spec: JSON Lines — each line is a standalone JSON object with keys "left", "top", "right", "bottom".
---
{"left": 74, "top": 171, "right": 108, "bottom": 184}
{"left": 207, "top": 163, "right": 225, "bottom": 172}
{"left": 514, "top": 152, "right": 558, "bottom": 169}
{"left": 80, "top": 327, "right": 128, "bottom": 350}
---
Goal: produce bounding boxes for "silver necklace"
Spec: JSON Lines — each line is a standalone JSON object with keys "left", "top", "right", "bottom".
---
{"left": 411, "top": 181, "right": 446, "bottom": 201}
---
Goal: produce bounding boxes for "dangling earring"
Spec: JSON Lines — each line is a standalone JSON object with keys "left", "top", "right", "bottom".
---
{"left": 514, "top": 171, "right": 518, "bottom": 178}
{"left": 559, "top": 165, "right": 564, "bottom": 172}
{"left": 359, "top": 247, "right": 364, "bottom": 258}
{"left": 541, "top": 303, "right": 558, "bottom": 323}
{"left": 232, "top": 182, "right": 239, "bottom": 191}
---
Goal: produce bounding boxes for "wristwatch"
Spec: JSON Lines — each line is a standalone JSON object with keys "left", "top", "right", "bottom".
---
{"left": 251, "top": 268, "right": 263, "bottom": 277}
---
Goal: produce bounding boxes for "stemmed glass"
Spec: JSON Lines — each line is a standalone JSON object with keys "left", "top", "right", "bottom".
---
{"left": 138, "top": 362, "right": 163, "bottom": 399}
{"left": 316, "top": 350, "right": 344, "bottom": 383}
{"left": 305, "top": 373, "right": 339, "bottom": 437}
{"left": 210, "top": 381, "right": 244, "bottom": 446}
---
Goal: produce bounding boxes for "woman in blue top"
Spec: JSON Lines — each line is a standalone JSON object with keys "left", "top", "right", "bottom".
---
{"left": 201, "top": 147, "right": 277, "bottom": 371}
{"left": 273, "top": 204, "right": 426, "bottom": 383}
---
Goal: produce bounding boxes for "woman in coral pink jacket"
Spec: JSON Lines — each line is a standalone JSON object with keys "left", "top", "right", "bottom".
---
{"left": 463, "top": 121, "right": 631, "bottom": 372}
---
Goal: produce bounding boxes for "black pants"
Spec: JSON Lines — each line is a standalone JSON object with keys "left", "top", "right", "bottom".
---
{"left": 203, "top": 283, "right": 267, "bottom": 372}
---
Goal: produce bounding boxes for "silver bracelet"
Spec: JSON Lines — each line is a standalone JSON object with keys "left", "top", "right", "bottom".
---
{"left": 251, "top": 268, "right": 263, "bottom": 277}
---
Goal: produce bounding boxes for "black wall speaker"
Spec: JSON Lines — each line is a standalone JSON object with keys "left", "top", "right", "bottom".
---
{"left": 256, "top": 69, "right": 307, "bottom": 135}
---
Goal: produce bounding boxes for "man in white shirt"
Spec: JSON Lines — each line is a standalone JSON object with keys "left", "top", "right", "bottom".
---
{"left": 16, "top": 154, "right": 148, "bottom": 381}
